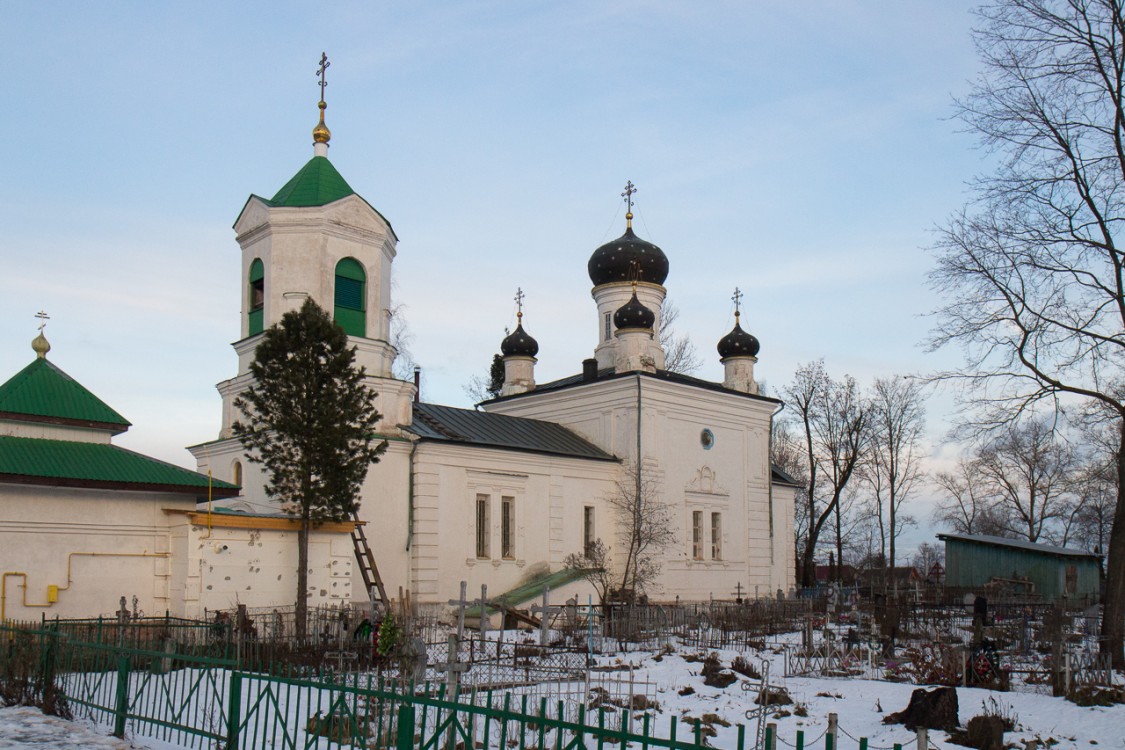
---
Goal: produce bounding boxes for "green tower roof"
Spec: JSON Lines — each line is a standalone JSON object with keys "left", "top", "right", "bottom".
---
{"left": 268, "top": 155, "right": 356, "bottom": 207}
{"left": 0, "top": 358, "right": 130, "bottom": 430}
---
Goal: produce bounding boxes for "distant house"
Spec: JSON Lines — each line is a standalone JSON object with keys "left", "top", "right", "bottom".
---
{"left": 855, "top": 566, "right": 922, "bottom": 592}
{"left": 814, "top": 564, "right": 857, "bottom": 586}
{"left": 938, "top": 533, "right": 1102, "bottom": 602}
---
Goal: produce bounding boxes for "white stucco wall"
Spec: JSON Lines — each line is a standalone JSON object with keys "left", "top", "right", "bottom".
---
{"left": 0, "top": 485, "right": 194, "bottom": 621}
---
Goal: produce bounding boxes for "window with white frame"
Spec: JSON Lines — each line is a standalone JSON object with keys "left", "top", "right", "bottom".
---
{"left": 501, "top": 496, "right": 515, "bottom": 559}
{"left": 691, "top": 511, "right": 703, "bottom": 560}
{"left": 475, "top": 493, "right": 490, "bottom": 559}
{"left": 711, "top": 512, "right": 722, "bottom": 560}
{"left": 583, "top": 506, "right": 596, "bottom": 557}
{"left": 604, "top": 312, "right": 612, "bottom": 341}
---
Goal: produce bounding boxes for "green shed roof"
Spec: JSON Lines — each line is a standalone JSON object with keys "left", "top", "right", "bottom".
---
{"left": 268, "top": 155, "right": 355, "bottom": 207}
{"left": 466, "top": 567, "right": 591, "bottom": 616}
{"left": 0, "top": 436, "right": 239, "bottom": 496}
{"left": 0, "top": 358, "right": 130, "bottom": 430}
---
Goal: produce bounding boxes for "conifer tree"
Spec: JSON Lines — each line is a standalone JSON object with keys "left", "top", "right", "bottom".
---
{"left": 233, "top": 298, "right": 386, "bottom": 643}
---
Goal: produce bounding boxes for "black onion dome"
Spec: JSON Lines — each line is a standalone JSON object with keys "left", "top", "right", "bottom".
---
{"left": 500, "top": 323, "right": 539, "bottom": 357}
{"left": 613, "top": 293, "right": 656, "bottom": 331}
{"left": 717, "top": 320, "right": 760, "bottom": 359}
{"left": 588, "top": 227, "right": 670, "bottom": 287}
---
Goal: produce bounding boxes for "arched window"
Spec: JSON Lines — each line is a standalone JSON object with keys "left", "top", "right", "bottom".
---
{"left": 334, "top": 257, "right": 366, "bottom": 336}
{"left": 248, "top": 259, "right": 265, "bottom": 335}
{"left": 231, "top": 460, "right": 243, "bottom": 488}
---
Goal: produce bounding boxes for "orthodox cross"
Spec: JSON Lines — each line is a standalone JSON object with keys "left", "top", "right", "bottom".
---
{"left": 621, "top": 180, "right": 637, "bottom": 212}
{"left": 514, "top": 287, "right": 525, "bottom": 321}
{"left": 317, "top": 52, "right": 330, "bottom": 102}
{"left": 731, "top": 287, "right": 743, "bottom": 317}
{"left": 34, "top": 310, "right": 49, "bottom": 332}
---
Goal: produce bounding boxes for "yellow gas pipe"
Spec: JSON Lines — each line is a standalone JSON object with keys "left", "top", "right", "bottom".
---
{"left": 2, "top": 552, "right": 170, "bottom": 622}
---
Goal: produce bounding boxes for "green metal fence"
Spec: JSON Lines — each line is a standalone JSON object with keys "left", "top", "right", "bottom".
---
{"left": 2, "top": 623, "right": 914, "bottom": 750}
{"left": 2, "top": 623, "right": 733, "bottom": 749}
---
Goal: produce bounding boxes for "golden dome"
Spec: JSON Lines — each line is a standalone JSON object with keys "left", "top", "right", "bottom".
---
{"left": 32, "top": 332, "right": 50, "bottom": 359}
{"left": 312, "top": 101, "right": 331, "bottom": 145}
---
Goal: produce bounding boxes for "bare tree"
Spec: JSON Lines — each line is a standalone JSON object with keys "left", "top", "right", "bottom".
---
{"left": 463, "top": 353, "right": 505, "bottom": 403}
{"left": 659, "top": 299, "right": 703, "bottom": 375}
{"left": 387, "top": 302, "right": 417, "bottom": 382}
{"left": 771, "top": 421, "right": 810, "bottom": 573}
{"left": 976, "top": 419, "right": 1076, "bottom": 543}
{"left": 933, "top": 456, "right": 1009, "bottom": 536}
{"left": 564, "top": 539, "right": 614, "bottom": 605}
{"left": 566, "top": 462, "right": 676, "bottom": 602}
{"left": 926, "top": 0, "right": 1125, "bottom": 666}
{"left": 782, "top": 361, "right": 871, "bottom": 587}
{"left": 865, "top": 376, "right": 926, "bottom": 590}
{"left": 911, "top": 542, "right": 945, "bottom": 579}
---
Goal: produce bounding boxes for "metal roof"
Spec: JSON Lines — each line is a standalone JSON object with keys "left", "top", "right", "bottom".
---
{"left": 0, "top": 358, "right": 130, "bottom": 429}
{"left": 407, "top": 403, "right": 616, "bottom": 461}
{"left": 268, "top": 155, "right": 355, "bottom": 207}
{"left": 937, "top": 532, "right": 1100, "bottom": 559}
{"left": 0, "top": 436, "right": 240, "bottom": 496}
{"left": 485, "top": 366, "right": 782, "bottom": 405}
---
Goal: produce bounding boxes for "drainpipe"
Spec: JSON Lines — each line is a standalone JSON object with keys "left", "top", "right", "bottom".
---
{"left": 768, "top": 401, "right": 786, "bottom": 587}
{"left": 406, "top": 438, "right": 420, "bottom": 596}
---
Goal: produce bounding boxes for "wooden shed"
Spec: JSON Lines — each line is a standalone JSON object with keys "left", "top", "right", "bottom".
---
{"left": 938, "top": 533, "right": 1102, "bottom": 602}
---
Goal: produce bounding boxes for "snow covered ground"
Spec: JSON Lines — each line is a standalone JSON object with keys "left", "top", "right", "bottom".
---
{"left": 2, "top": 638, "right": 1123, "bottom": 749}
{"left": 0, "top": 706, "right": 160, "bottom": 749}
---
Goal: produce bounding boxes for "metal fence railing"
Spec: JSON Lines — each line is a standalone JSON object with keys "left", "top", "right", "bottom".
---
{"left": 0, "top": 622, "right": 729, "bottom": 750}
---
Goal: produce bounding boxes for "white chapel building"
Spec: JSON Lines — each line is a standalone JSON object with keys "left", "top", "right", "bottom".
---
{"left": 186, "top": 96, "right": 798, "bottom": 613}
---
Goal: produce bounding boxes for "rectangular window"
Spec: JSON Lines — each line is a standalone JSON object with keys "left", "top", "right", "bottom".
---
{"left": 692, "top": 511, "right": 703, "bottom": 560}
{"left": 583, "top": 506, "right": 596, "bottom": 557}
{"left": 501, "top": 496, "right": 515, "bottom": 559}
{"left": 604, "top": 312, "right": 611, "bottom": 341}
{"left": 475, "top": 494, "right": 490, "bottom": 559}
{"left": 711, "top": 512, "right": 722, "bottom": 560}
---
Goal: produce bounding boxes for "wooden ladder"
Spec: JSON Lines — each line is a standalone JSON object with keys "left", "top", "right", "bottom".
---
{"left": 351, "top": 512, "right": 389, "bottom": 607}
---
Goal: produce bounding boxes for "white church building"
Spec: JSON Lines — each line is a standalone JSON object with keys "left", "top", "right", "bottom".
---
{"left": 0, "top": 86, "right": 796, "bottom": 621}
{"left": 187, "top": 92, "right": 797, "bottom": 613}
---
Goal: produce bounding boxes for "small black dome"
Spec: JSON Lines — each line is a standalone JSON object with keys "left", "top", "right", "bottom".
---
{"left": 717, "top": 321, "right": 760, "bottom": 359}
{"left": 500, "top": 323, "right": 539, "bottom": 357}
{"left": 588, "top": 227, "right": 670, "bottom": 287}
{"left": 613, "top": 293, "right": 656, "bottom": 331}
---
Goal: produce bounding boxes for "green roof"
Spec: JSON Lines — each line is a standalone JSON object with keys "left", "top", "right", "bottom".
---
{"left": 0, "top": 436, "right": 239, "bottom": 496}
{"left": 268, "top": 156, "right": 356, "bottom": 207}
{"left": 0, "top": 358, "right": 130, "bottom": 430}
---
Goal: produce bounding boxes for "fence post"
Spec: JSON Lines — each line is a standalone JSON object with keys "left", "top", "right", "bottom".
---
{"left": 826, "top": 713, "right": 838, "bottom": 750}
{"left": 916, "top": 726, "right": 928, "bottom": 750}
{"left": 226, "top": 671, "right": 243, "bottom": 750}
{"left": 396, "top": 704, "right": 416, "bottom": 750}
{"left": 113, "top": 654, "right": 130, "bottom": 738}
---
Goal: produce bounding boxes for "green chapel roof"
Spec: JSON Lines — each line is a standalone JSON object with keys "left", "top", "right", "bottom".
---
{"left": 268, "top": 155, "right": 356, "bottom": 207}
{"left": 0, "top": 436, "right": 239, "bottom": 496}
{"left": 0, "top": 358, "right": 130, "bottom": 431}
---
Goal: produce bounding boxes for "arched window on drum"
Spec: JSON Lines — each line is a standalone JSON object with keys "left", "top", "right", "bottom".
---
{"left": 334, "top": 258, "right": 366, "bottom": 336}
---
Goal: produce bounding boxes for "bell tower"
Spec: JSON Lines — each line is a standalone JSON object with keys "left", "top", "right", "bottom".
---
{"left": 211, "top": 54, "right": 415, "bottom": 440}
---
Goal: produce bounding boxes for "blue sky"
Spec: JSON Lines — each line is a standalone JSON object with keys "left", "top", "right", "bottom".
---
{"left": 2, "top": 2, "right": 985, "bottom": 547}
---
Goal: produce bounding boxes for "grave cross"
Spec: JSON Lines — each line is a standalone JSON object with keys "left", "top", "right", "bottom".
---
{"left": 431, "top": 633, "right": 469, "bottom": 709}
{"left": 528, "top": 586, "right": 578, "bottom": 645}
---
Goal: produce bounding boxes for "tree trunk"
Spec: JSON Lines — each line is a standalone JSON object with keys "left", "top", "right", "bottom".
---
{"left": 890, "top": 487, "right": 897, "bottom": 597}
{"left": 1101, "top": 420, "right": 1125, "bottom": 669}
{"left": 834, "top": 501, "right": 843, "bottom": 582}
{"left": 801, "top": 536, "right": 817, "bottom": 588}
{"left": 296, "top": 517, "right": 310, "bottom": 644}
